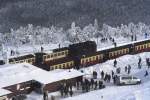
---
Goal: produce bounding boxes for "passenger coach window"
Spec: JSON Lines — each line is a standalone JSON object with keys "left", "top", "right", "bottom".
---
{"left": 47, "top": 55, "right": 50, "bottom": 58}
{"left": 93, "top": 56, "right": 96, "bottom": 60}
{"left": 66, "top": 51, "right": 68, "bottom": 54}
{"left": 149, "top": 43, "right": 150, "bottom": 47}
{"left": 54, "top": 54, "right": 57, "bottom": 57}
{"left": 89, "top": 58, "right": 91, "bottom": 61}
{"left": 59, "top": 65, "right": 61, "bottom": 67}
{"left": 67, "top": 63, "right": 69, "bottom": 66}
{"left": 86, "top": 59, "right": 88, "bottom": 62}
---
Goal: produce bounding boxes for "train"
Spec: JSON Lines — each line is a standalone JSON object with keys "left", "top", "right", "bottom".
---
{"left": 1, "top": 39, "right": 150, "bottom": 71}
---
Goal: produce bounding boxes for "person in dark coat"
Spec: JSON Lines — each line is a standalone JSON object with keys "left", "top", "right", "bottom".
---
{"left": 145, "top": 33, "right": 148, "bottom": 38}
{"left": 104, "top": 73, "right": 107, "bottom": 82}
{"left": 59, "top": 84, "right": 64, "bottom": 97}
{"left": 69, "top": 90, "right": 73, "bottom": 97}
{"left": 94, "top": 81, "right": 97, "bottom": 90}
{"left": 64, "top": 86, "right": 69, "bottom": 96}
{"left": 85, "top": 79, "right": 90, "bottom": 92}
{"left": 113, "top": 75, "right": 117, "bottom": 84}
{"left": 131, "top": 35, "right": 134, "bottom": 41}
{"left": 144, "top": 70, "right": 149, "bottom": 77}
{"left": 82, "top": 81, "right": 85, "bottom": 93}
{"left": 134, "top": 35, "right": 137, "bottom": 41}
{"left": 114, "top": 59, "right": 117, "bottom": 67}
{"left": 11, "top": 50, "right": 13, "bottom": 56}
{"left": 43, "top": 91, "right": 48, "bottom": 100}
{"left": 138, "top": 57, "right": 142, "bottom": 69}
{"left": 146, "top": 58, "right": 149, "bottom": 65}
{"left": 99, "top": 80, "right": 103, "bottom": 89}
{"left": 93, "top": 71, "right": 98, "bottom": 79}
{"left": 91, "top": 78, "right": 94, "bottom": 89}
{"left": 107, "top": 74, "right": 111, "bottom": 82}
{"left": 128, "top": 65, "right": 131, "bottom": 74}
{"left": 76, "top": 81, "right": 79, "bottom": 90}
{"left": 125, "top": 66, "right": 128, "bottom": 72}
{"left": 138, "top": 62, "right": 141, "bottom": 69}
{"left": 101, "top": 71, "right": 104, "bottom": 79}
{"left": 114, "top": 42, "right": 117, "bottom": 47}
{"left": 111, "top": 70, "right": 114, "bottom": 78}
{"left": 138, "top": 57, "right": 142, "bottom": 65}
{"left": 116, "top": 67, "right": 121, "bottom": 74}
{"left": 112, "top": 38, "right": 115, "bottom": 43}
{"left": 41, "top": 46, "right": 44, "bottom": 52}
{"left": 146, "top": 58, "right": 150, "bottom": 68}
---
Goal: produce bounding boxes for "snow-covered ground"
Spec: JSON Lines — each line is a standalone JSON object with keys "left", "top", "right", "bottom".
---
{"left": 26, "top": 52, "right": 150, "bottom": 100}
{"left": 61, "top": 52, "right": 150, "bottom": 100}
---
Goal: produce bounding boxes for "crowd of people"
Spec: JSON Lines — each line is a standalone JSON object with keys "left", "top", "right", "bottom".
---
{"left": 42, "top": 56, "right": 150, "bottom": 100}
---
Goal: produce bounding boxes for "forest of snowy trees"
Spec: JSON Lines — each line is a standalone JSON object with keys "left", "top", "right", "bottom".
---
{"left": 0, "top": 20, "right": 150, "bottom": 50}
{"left": 1, "top": 0, "right": 150, "bottom": 32}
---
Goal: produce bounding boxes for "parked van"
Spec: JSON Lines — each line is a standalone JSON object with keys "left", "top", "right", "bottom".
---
{"left": 116, "top": 75, "right": 141, "bottom": 85}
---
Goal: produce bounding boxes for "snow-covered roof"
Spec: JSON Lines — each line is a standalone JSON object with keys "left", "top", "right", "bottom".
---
{"left": 0, "top": 63, "right": 44, "bottom": 88}
{"left": 0, "top": 63, "right": 84, "bottom": 89}
{"left": 0, "top": 88, "right": 12, "bottom": 96}
{"left": 0, "top": 43, "right": 60, "bottom": 60}
{"left": 33, "top": 69, "right": 84, "bottom": 84}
